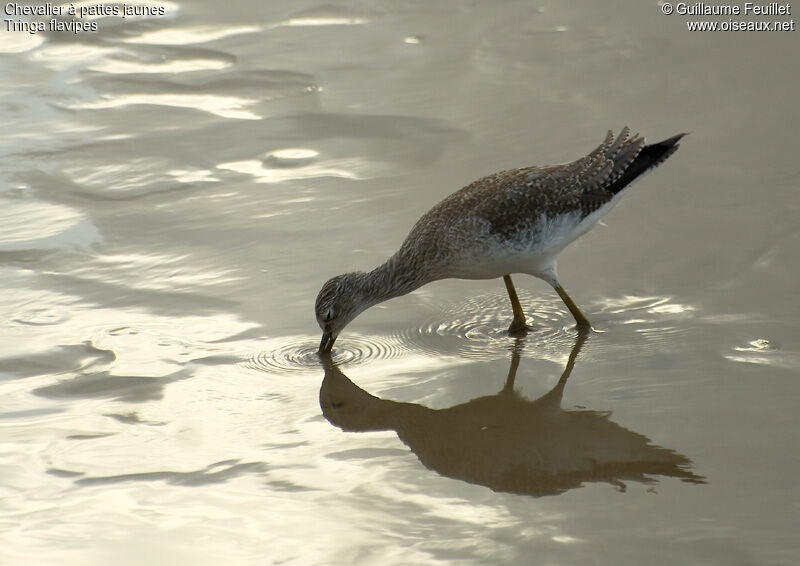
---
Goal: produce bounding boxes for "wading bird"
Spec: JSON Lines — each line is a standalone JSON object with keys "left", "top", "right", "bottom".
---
{"left": 316, "top": 127, "right": 684, "bottom": 352}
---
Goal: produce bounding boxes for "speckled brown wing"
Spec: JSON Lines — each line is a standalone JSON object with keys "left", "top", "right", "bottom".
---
{"left": 394, "top": 128, "right": 681, "bottom": 276}
{"left": 464, "top": 127, "right": 646, "bottom": 240}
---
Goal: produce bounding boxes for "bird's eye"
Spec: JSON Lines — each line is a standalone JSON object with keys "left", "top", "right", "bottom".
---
{"left": 324, "top": 309, "right": 334, "bottom": 322}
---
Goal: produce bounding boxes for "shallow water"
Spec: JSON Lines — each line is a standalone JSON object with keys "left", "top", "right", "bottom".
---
{"left": 1, "top": 1, "right": 799, "bottom": 564}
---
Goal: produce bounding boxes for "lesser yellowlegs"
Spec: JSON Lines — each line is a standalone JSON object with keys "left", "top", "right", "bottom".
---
{"left": 316, "top": 127, "right": 685, "bottom": 352}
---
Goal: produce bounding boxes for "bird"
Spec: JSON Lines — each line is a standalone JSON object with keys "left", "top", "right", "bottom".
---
{"left": 316, "top": 127, "right": 685, "bottom": 353}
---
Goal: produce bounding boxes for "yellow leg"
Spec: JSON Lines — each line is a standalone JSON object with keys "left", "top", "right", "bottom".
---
{"left": 503, "top": 275, "right": 530, "bottom": 334}
{"left": 554, "top": 285, "right": 591, "bottom": 329}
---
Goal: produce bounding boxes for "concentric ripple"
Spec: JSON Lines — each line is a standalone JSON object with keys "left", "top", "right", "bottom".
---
{"left": 246, "top": 295, "right": 702, "bottom": 372}
{"left": 393, "top": 294, "right": 580, "bottom": 360}
{"left": 243, "top": 334, "right": 405, "bottom": 375}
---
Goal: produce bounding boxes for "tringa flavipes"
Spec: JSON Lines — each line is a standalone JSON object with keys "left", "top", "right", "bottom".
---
{"left": 316, "top": 127, "right": 685, "bottom": 352}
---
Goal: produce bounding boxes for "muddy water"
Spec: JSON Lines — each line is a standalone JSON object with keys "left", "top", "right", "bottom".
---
{"left": 1, "top": 1, "right": 799, "bottom": 564}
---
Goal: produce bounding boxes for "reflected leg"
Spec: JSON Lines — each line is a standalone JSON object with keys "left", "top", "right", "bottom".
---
{"left": 501, "top": 336, "right": 525, "bottom": 394}
{"left": 537, "top": 326, "right": 590, "bottom": 404}
{"left": 502, "top": 326, "right": 589, "bottom": 398}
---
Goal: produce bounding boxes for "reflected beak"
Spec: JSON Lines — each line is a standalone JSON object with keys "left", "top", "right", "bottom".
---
{"left": 319, "top": 331, "right": 336, "bottom": 353}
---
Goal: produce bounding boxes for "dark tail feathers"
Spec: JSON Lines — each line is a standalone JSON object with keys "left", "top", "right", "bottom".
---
{"left": 607, "top": 133, "right": 686, "bottom": 196}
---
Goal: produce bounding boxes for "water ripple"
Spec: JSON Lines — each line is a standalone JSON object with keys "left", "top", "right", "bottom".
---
{"left": 69, "top": 93, "right": 262, "bottom": 120}
{"left": 0, "top": 198, "right": 99, "bottom": 251}
{"left": 393, "top": 294, "right": 578, "bottom": 360}
{"left": 244, "top": 335, "right": 404, "bottom": 375}
{"left": 725, "top": 337, "right": 799, "bottom": 369}
{"left": 247, "top": 294, "right": 701, "bottom": 373}
{"left": 593, "top": 294, "right": 697, "bottom": 353}
{"left": 9, "top": 307, "right": 71, "bottom": 326}
{"left": 123, "top": 24, "right": 262, "bottom": 45}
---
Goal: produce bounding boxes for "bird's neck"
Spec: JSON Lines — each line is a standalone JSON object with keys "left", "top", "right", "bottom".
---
{"left": 360, "top": 254, "right": 423, "bottom": 307}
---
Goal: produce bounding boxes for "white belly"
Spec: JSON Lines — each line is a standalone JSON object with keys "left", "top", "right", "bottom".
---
{"left": 448, "top": 202, "right": 620, "bottom": 284}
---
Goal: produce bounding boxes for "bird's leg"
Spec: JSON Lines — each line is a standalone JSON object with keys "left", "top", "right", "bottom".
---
{"left": 503, "top": 274, "right": 530, "bottom": 334}
{"left": 554, "top": 284, "right": 591, "bottom": 329}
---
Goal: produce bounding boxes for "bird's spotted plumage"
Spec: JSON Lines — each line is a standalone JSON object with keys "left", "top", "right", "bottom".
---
{"left": 316, "top": 127, "right": 685, "bottom": 352}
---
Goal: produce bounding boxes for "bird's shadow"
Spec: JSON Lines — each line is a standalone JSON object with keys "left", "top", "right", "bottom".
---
{"left": 318, "top": 331, "right": 705, "bottom": 497}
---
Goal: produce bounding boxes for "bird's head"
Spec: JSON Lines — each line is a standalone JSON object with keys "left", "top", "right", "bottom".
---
{"left": 315, "top": 272, "right": 368, "bottom": 353}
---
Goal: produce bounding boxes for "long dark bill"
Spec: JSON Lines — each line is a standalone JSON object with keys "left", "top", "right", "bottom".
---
{"left": 319, "top": 331, "right": 336, "bottom": 353}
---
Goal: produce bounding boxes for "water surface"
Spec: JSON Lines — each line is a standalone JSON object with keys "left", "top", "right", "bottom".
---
{"left": 1, "top": 1, "right": 799, "bottom": 564}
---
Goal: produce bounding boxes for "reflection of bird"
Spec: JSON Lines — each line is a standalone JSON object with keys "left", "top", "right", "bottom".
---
{"left": 316, "top": 128, "right": 685, "bottom": 352}
{"left": 319, "top": 332, "right": 704, "bottom": 497}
